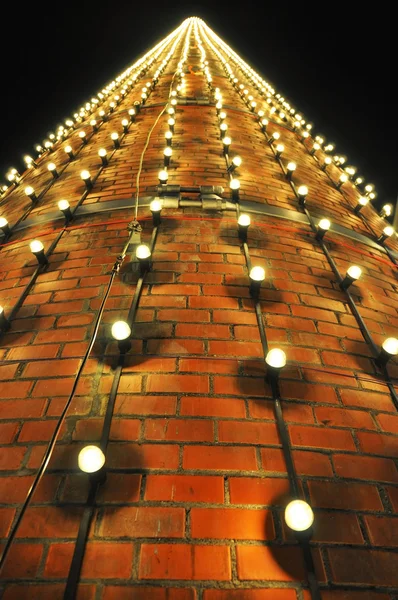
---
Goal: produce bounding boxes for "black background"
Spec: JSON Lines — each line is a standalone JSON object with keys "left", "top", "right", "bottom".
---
{"left": 1, "top": 2, "right": 396, "bottom": 212}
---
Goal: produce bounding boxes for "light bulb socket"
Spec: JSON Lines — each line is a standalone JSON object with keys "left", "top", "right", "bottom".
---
{"left": 375, "top": 348, "right": 392, "bottom": 368}
{"left": 137, "top": 256, "right": 152, "bottom": 273}
{"left": 164, "top": 155, "right": 171, "bottom": 167}
{"left": 286, "top": 171, "right": 294, "bottom": 181}
{"left": 238, "top": 223, "right": 249, "bottom": 242}
{"left": 354, "top": 204, "right": 365, "bottom": 215}
{"left": 0, "top": 222, "right": 11, "bottom": 237}
{"left": 113, "top": 138, "right": 120, "bottom": 149}
{"left": 0, "top": 310, "right": 10, "bottom": 331}
{"left": 275, "top": 149, "right": 283, "bottom": 158}
{"left": 122, "top": 124, "right": 129, "bottom": 133}
{"left": 339, "top": 275, "right": 355, "bottom": 291}
{"left": 151, "top": 210, "right": 161, "bottom": 226}
{"left": 321, "top": 162, "right": 329, "bottom": 171}
{"left": 100, "top": 155, "right": 108, "bottom": 166}
{"left": 129, "top": 112, "right": 136, "bottom": 123}
{"left": 377, "top": 233, "right": 388, "bottom": 244}
{"left": 66, "top": 149, "right": 75, "bottom": 160}
{"left": 118, "top": 339, "right": 132, "bottom": 355}
{"left": 32, "top": 248, "right": 48, "bottom": 266}
{"left": 169, "top": 123, "right": 175, "bottom": 133}
{"left": 134, "top": 101, "right": 141, "bottom": 113}
{"left": 80, "top": 137, "right": 87, "bottom": 146}
{"left": 92, "top": 123, "right": 98, "bottom": 132}
{"left": 27, "top": 191, "right": 37, "bottom": 203}
{"left": 50, "top": 168, "right": 59, "bottom": 179}
{"left": 60, "top": 206, "right": 73, "bottom": 222}
{"left": 249, "top": 279, "right": 262, "bottom": 298}
{"left": 297, "top": 194, "right": 306, "bottom": 207}
{"left": 223, "top": 145, "right": 230, "bottom": 156}
{"left": 166, "top": 137, "right": 172, "bottom": 147}
{"left": 336, "top": 181, "right": 344, "bottom": 190}
{"left": 316, "top": 228, "right": 327, "bottom": 241}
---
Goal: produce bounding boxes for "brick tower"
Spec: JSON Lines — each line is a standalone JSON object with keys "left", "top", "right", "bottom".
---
{"left": 0, "top": 16, "right": 397, "bottom": 600}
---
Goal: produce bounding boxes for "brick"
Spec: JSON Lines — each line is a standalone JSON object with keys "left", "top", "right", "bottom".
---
{"left": 315, "top": 406, "right": 376, "bottom": 430}
{"left": 145, "top": 475, "right": 224, "bottom": 503}
{"left": 365, "top": 515, "right": 398, "bottom": 547}
{"left": 309, "top": 511, "right": 363, "bottom": 544}
{"left": 176, "top": 323, "right": 230, "bottom": 338}
{"left": 145, "top": 418, "right": 213, "bottom": 442}
{"left": 229, "top": 477, "right": 290, "bottom": 505}
{"left": 340, "top": 388, "right": 394, "bottom": 412}
{"left": 218, "top": 421, "right": 280, "bottom": 445}
{"left": 146, "top": 374, "right": 209, "bottom": 393}
{"left": 158, "top": 309, "right": 210, "bottom": 322}
{"left": 0, "top": 543, "right": 43, "bottom": 579}
{"left": 19, "top": 421, "right": 57, "bottom": 442}
{"left": 97, "top": 474, "right": 142, "bottom": 503}
{"left": 333, "top": 454, "right": 398, "bottom": 483}
{"left": 236, "top": 545, "right": 306, "bottom": 581}
{"left": 0, "top": 398, "right": 45, "bottom": 419}
{"left": 107, "top": 443, "right": 179, "bottom": 470}
{"left": 266, "top": 314, "right": 316, "bottom": 332}
{"left": 377, "top": 412, "right": 398, "bottom": 433}
{"left": 1, "top": 585, "right": 95, "bottom": 600}
{"left": 99, "top": 506, "right": 185, "bottom": 538}
{"left": 203, "top": 591, "right": 296, "bottom": 600}
{"left": 328, "top": 547, "right": 398, "bottom": 585}
{"left": 147, "top": 339, "right": 204, "bottom": 354}
{"left": 0, "top": 363, "right": 18, "bottom": 380}
{"left": 139, "top": 544, "right": 231, "bottom": 580}
{"left": 291, "top": 304, "right": 338, "bottom": 322}
{"left": 308, "top": 480, "right": 383, "bottom": 511}
{"left": 44, "top": 542, "right": 134, "bottom": 578}
{"left": 102, "top": 588, "right": 196, "bottom": 600}
{"left": 180, "top": 396, "right": 245, "bottom": 417}
{"left": 0, "top": 422, "right": 19, "bottom": 444}
{"left": 213, "top": 310, "right": 257, "bottom": 325}
{"left": 0, "top": 380, "right": 33, "bottom": 398}
{"left": 191, "top": 508, "right": 275, "bottom": 540}
{"left": 114, "top": 395, "right": 177, "bottom": 415}
{"left": 16, "top": 507, "right": 83, "bottom": 537}
{"left": 213, "top": 375, "right": 267, "bottom": 397}
{"left": 0, "top": 447, "right": 27, "bottom": 470}
{"left": 23, "top": 358, "right": 81, "bottom": 378}
{"left": 289, "top": 425, "right": 356, "bottom": 451}
{"left": 357, "top": 431, "right": 398, "bottom": 457}
{"left": 184, "top": 445, "right": 257, "bottom": 471}
{"left": 151, "top": 284, "right": 200, "bottom": 295}
{"left": 280, "top": 381, "right": 338, "bottom": 404}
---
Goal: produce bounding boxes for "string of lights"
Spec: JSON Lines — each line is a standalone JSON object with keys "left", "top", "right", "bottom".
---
{"left": 198, "top": 23, "right": 321, "bottom": 600}
{"left": 62, "top": 26, "right": 192, "bottom": 599}
{"left": 0, "top": 23, "right": 191, "bottom": 576}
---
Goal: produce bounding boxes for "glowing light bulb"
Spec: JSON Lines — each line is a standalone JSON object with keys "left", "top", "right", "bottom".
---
{"left": 78, "top": 446, "right": 105, "bottom": 474}
{"left": 47, "top": 162, "right": 57, "bottom": 172}
{"left": 79, "top": 131, "right": 86, "bottom": 139}
{"left": 30, "top": 240, "right": 44, "bottom": 253}
{"left": 0, "top": 217, "right": 8, "bottom": 228}
{"left": 136, "top": 244, "right": 151, "bottom": 259}
{"left": 285, "top": 500, "right": 314, "bottom": 532}
{"left": 265, "top": 348, "right": 286, "bottom": 368}
{"left": 275, "top": 144, "right": 284, "bottom": 156}
{"left": 98, "top": 148, "right": 107, "bottom": 157}
{"left": 58, "top": 199, "right": 70, "bottom": 211}
{"left": 382, "top": 338, "right": 398, "bottom": 356}
{"left": 164, "top": 147, "right": 172, "bottom": 157}
{"left": 271, "top": 132, "right": 280, "bottom": 141}
{"left": 358, "top": 197, "right": 369, "bottom": 206}
{"left": 158, "top": 170, "right": 168, "bottom": 183}
{"left": 287, "top": 162, "right": 296, "bottom": 172}
{"left": 150, "top": 200, "right": 162, "bottom": 212}
{"left": 319, "top": 219, "right": 330, "bottom": 230}
{"left": 80, "top": 170, "right": 90, "bottom": 181}
{"left": 297, "top": 186, "right": 308, "bottom": 204}
{"left": 230, "top": 179, "right": 240, "bottom": 190}
{"left": 383, "top": 226, "right": 394, "bottom": 237}
{"left": 382, "top": 204, "right": 392, "bottom": 216}
{"left": 111, "top": 321, "right": 131, "bottom": 341}
{"left": 238, "top": 214, "right": 251, "bottom": 227}
{"left": 24, "top": 186, "right": 36, "bottom": 200}
{"left": 232, "top": 156, "right": 242, "bottom": 168}
{"left": 250, "top": 266, "right": 265, "bottom": 281}
{"left": 111, "top": 132, "right": 119, "bottom": 140}
{"left": 347, "top": 265, "right": 362, "bottom": 280}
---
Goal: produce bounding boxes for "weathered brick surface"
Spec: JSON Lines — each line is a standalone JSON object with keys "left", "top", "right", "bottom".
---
{"left": 0, "top": 17, "right": 397, "bottom": 600}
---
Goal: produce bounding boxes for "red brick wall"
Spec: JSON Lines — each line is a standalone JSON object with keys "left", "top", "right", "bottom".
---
{"left": 0, "top": 17, "right": 397, "bottom": 600}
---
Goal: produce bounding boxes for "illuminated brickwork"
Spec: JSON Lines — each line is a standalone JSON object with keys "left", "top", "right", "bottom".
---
{"left": 0, "top": 17, "right": 397, "bottom": 600}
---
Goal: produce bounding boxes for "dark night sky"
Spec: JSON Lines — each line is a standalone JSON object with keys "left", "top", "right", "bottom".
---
{"left": 1, "top": 2, "right": 396, "bottom": 212}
